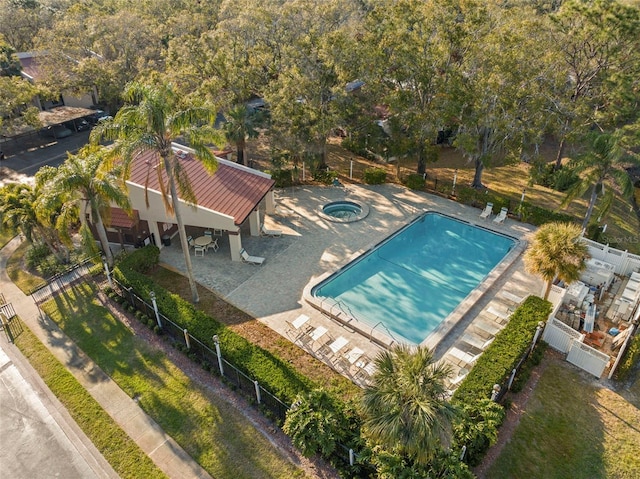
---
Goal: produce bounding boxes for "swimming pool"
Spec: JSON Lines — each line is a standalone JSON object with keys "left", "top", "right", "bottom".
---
{"left": 310, "top": 212, "right": 517, "bottom": 345}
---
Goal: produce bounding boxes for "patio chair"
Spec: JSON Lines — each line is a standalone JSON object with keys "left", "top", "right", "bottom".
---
{"left": 479, "top": 202, "right": 493, "bottom": 220}
{"left": 240, "top": 248, "right": 265, "bottom": 265}
{"left": 354, "top": 358, "right": 377, "bottom": 381}
{"left": 460, "top": 333, "right": 495, "bottom": 351}
{"left": 486, "top": 305, "right": 511, "bottom": 322}
{"left": 499, "top": 291, "right": 525, "bottom": 305}
{"left": 194, "top": 244, "right": 206, "bottom": 257}
{"left": 206, "top": 238, "right": 219, "bottom": 252}
{"left": 447, "top": 347, "right": 481, "bottom": 367}
{"left": 204, "top": 230, "right": 213, "bottom": 238}
{"left": 493, "top": 207, "right": 508, "bottom": 224}
{"left": 474, "top": 319, "right": 502, "bottom": 337}
{"left": 319, "top": 336, "right": 349, "bottom": 360}
{"left": 261, "top": 224, "right": 282, "bottom": 237}
{"left": 286, "top": 314, "right": 311, "bottom": 340}
{"left": 448, "top": 367, "right": 469, "bottom": 387}
{"left": 187, "top": 236, "right": 194, "bottom": 249}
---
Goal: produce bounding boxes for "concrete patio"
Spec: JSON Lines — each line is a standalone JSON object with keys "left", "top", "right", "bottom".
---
{"left": 159, "top": 183, "right": 544, "bottom": 388}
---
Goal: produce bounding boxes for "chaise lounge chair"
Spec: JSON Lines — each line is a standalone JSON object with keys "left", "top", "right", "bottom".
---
{"left": 460, "top": 333, "right": 495, "bottom": 351}
{"left": 447, "top": 347, "right": 482, "bottom": 367}
{"left": 240, "top": 248, "right": 265, "bottom": 265}
{"left": 499, "top": 291, "right": 525, "bottom": 305}
{"left": 493, "top": 207, "right": 508, "bottom": 224}
{"left": 261, "top": 224, "right": 282, "bottom": 237}
{"left": 479, "top": 202, "right": 493, "bottom": 220}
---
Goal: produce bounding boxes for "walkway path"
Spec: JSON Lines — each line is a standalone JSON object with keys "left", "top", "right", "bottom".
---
{"left": 0, "top": 236, "right": 212, "bottom": 479}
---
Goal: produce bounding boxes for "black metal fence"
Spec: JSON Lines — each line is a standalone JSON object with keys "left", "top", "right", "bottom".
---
{"left": 110, "top": 278, "right": 291, "bottom": 424}
{"left": 30, "top": 255, "right": 98, "bottom": 304}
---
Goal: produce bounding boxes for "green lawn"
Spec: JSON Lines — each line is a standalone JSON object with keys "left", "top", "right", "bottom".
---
{"left": 42, "top": 282, "right": 306, "bottom": 479}
{"left": 6, "top": 241, "right": 46, "bottom": 293}
{"left": 0, "top": 229, "right": 16, "bottom": 249}
{"left": 15, "top": 326, "right": 167, "bottom": 479}
{"left": 486, "top": 361, "right": 640, "bottom": 479}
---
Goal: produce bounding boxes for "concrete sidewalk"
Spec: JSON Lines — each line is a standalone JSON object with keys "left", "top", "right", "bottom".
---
{"left": 0, "top": 236, "right": 212, "bottom": 479}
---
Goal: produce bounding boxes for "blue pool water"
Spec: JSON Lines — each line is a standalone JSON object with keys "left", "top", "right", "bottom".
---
{"left": 312, "top": 212, "right": 516, "bottom": 344}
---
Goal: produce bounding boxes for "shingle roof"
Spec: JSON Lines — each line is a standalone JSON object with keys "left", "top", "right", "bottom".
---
{"left": 128, "top": 149, "right": 274, "bottom": 226}
{"left": 108, "top": 208, "right": 138, "bottom": 229}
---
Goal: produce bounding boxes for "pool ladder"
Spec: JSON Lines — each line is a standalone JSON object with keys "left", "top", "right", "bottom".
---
{"left": 370, "top": 321, "right": 398, "bottom": 348}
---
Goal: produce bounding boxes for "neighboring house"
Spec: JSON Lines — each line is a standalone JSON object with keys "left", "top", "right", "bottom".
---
{"left": 16, "top": 52, "right": 99, "bottom": 135}
{"left": 86, "top": 144, "right": 277, "bottom": 262}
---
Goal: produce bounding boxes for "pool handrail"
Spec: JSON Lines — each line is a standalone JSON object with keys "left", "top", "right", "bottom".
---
{"left": 370, "top": 321, "right": 398, "bottom": 348}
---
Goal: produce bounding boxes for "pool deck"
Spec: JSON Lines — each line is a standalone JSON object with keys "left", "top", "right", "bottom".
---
{"left": 159, "top": 183, "right": 544, "bottom": 389}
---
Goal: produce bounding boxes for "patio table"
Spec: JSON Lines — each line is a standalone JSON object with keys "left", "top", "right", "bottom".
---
{"left": 194, "top": 236, "right": 212, "bottom": 247}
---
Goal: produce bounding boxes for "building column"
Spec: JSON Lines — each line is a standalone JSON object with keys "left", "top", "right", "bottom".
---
{"left": 149, "top": 221, "right": 162, "bottom": 248}
{"left": 249, "top": 209, "right": 261, "bottom": 237}
{"left": 265, "top": 190, "right": 276, "bottom": 215}
{"left": 229, "top": 230, "right": 243, "bottom": 262}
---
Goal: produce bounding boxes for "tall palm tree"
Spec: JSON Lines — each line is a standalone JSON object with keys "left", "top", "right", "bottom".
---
{"left": 562, "top": 130, "right": 639, "bottom": 230}
{"left": 222, "top": 104, "right": 261, "bottom": 166}
{"left": 36, "top": 145, "right": 131, "bottom": 267}
{"left": 91, "top": 81, "right": 220, "bottom": 303}
{"left": 361, "top": 344, "right": 457, "bottom": 465}
{"left": 523, "top": 221, "right": 590, "bottom": 300}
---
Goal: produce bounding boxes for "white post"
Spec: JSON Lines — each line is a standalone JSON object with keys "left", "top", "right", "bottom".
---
{"left": 507, "top": 368, "right": 517, "bottom": 390}
{"left": 350, "top": 160, "right": 353, "bottom": 179}
{"left": 349, "top": 449, "right": 355, "bottom": 466}
{"left": 102, "top": 255, "right": 113, "bottom": 288}
{"left": 452, "top": 169, "right": 458, "bottom": 195}
{"left": 150, "top": 291, "right": 161, "bottom": 329}
{"left": 602, "top": 224, "right": 607, "bottom": 233}
{"left": 184, "top": 328, "right": 190, "bottom": 349}
{"left": 254, "top": 380, "right": 261, "bottom": 404}
{"left": 213, "top": 335, "right": 224, "bottom": 376}
{"left": 460, "top": 445, "right": 467, "bottom": 461}
{"left": 520, "top": 188, "right": 526, "bottom": 208}
{"left": 491, "top": 384, "right": 501, "bottom": 401}
{"left": 302, "top": 162, "right": 305, "bottom": 181}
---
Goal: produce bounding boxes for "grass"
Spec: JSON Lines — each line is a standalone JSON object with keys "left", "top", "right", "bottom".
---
{"left": 0, "top": 229, "right": 16, "bottom": 249}
{"left": 486, "top": 361, "right": 640, "bottom": 479}
{"left": 6, "top": 240, "right": 46, "bottom": 293}
{"left": 149, "top": 266, "right": 362, "bottom": 401}
{"left": 42, "top": 282, "right": 307, "bottom": 479}
{"left": 14, "top": 325, "right": 167, "bottom": 479}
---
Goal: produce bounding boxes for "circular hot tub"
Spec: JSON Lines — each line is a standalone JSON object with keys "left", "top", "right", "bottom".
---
{"left": 319, "top": 200, "right": 369, "bottom": 223}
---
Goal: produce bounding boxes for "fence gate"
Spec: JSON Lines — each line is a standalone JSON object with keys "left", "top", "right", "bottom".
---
{"left": 0, "top": 303, "right": 24, "bottom": 343}
{"left": 542, "top": 317, "right": 583, "bottom": 353}
{"left": 566, "top": 341, "right": 610, "bottom": 378}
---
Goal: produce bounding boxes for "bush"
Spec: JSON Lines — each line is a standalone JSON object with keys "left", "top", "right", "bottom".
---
{"left": 118, "top": 245, "right": 159, "bottom": 273}
{"left": 614, "top": 331, "right": 640, "bottom": 382}
{"left": 452, "top": 296, "right": 552, "bottom": 404}
{"left": 404, "top": 174, "right": 425, "bottom": 190}
{"left": 113, "top": 248, "right": 315, "bottom": 403}
{"left": 453, "top": 399, "right": 506, "bottom": 467}
{"left": 313, "top": 168, "right": 338, "bottom": 185}
{"left": 268, "top": 168, "right": 295, "bottom": 188}
{"left": 25, "top": 243, "right": 51, "bottom": 269}
{"left": 529, "top": 162, "right": 579, "bottom": 192}
{"left": 363, "top": 167, "right": 387, "bottom": 185}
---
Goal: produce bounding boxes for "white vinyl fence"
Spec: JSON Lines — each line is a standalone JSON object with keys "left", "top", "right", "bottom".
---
{"left": 566, "top": 341, "right": 611, "bottom": 378}
{"left": 583, "top": 238, "right": 640, "bottom": 277}
{"left": 542, "top": 317, "right": 583, "bottom": 353}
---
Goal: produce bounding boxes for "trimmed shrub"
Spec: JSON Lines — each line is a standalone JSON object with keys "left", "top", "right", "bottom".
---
{"left": 268, "top": 168, "right": 295, "bottom": 188}
{"left": 452, "top": 296, "right": 552, "bottom": 404}
{"left": 405, "top": 174, "right": 426, "bottom": 190}
{"left": 614, "top": 331, "right": 640, "bottom": 382}
{"left": 363, "top": 167, "right": 387, "bottom": 185}
{"left": 118, "top": 245, "right": 159, "bottom": 273}
{"left": 113, "top": 249, "right": 314, "bottom": 403}
{"left": 313, "top": 168, "right": 338, "bottom": 185}
{"left": 452, "top": 398, "right": 506, "bottom": 467}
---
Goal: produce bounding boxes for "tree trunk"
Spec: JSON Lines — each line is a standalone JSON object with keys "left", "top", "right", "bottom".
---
{"left": 236, "top": 139, "right": 245, "bottom": 165}
{"left": 94, "top": 210, "right": 114, "bottom": 267}
{"left": 543, "top": 280, "right": 552, "bottom": 301}
{"left": 581, "top": 183, "right": 600, "bottom": 230}
{"left": 554, "top": 135, "right": 566, "bottom": 171}
{"left": 472, "top": 157, "right": 484, "bottom": 188}
{"left": 417, "top": 149, "right": 426, "bottom": 176}
{"left": 165, "top": 158, "right": 200, "bottom": 303}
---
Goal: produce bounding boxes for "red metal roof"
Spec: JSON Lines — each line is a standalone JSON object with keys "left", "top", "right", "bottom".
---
{"left": 107, "top": 208, "right": 138, "bottom": 229}
{"left": 127, "top": 149, "right": 274, "bottom": 226}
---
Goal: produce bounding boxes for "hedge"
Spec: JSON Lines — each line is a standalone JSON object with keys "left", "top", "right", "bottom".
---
{"left": 614, "top": 331, "right": 640, "bottom": 382}
{"left": 452, "top": 296, "right": 552, "bottom": 404}
{"left": 113, "top": 246, "right": 314, "bottom": 404}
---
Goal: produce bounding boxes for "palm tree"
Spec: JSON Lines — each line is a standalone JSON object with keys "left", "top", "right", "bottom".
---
{"left": 523, "top": 221, "right": 590, "bottom": 300}
{"left": 562, "top": 130, "right": 640, "bottom": 230}
{"left": 91, "top": 81, "right": 220, "bottom": 303}
{"left": 36, "top": 145, "right": 131, "bottom": 267}
{"left": 222, "top": 104, "right": 261, "bottom": 166}
{"left": 0, "top": 182, "right": 69, "bottom": 263}
{"left": 361, "top": 344, "right": 457, "bottom": 465}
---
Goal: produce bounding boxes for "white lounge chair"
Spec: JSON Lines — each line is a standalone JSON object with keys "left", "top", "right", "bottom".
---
{"left": 240, "top": 248, "right": 265, "bottom": 265}
{"left": 320, "top": 336, "right": 349, "bottom": 359}
{"left": 479, "top": 202, "right": 493, "bottom": 220}
{"left": 449, "top": 367, "right": 469, "bottom": 387}
{"left": 448, "top": 347, "right": 481, "bottom": 367}
{"left": 286, "top": 314, "right": 311, "bottom": 340}
{"left": 261, "top": 224, "right": 282, "bottom": 237}
{"left": 493, "top": 207, "right": 508, "bottom": 224}
{"left": 499, "top": 291, "right": 525, "bottom": 305}
{"left": 474, "top": 319, "right": 502, "bottom": 337}
{"left": 460, "top": 333, "right": 495, "bottom": 351}
{"left": 486, "top": 305, "right": 511, "bottom": 322}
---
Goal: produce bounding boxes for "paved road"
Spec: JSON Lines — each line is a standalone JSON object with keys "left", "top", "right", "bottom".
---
{"left": 0, "top": 131, "right": 90, "bottom": 186}
{"left": 0, "top": 338, "right": 117, "bottom": 478}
